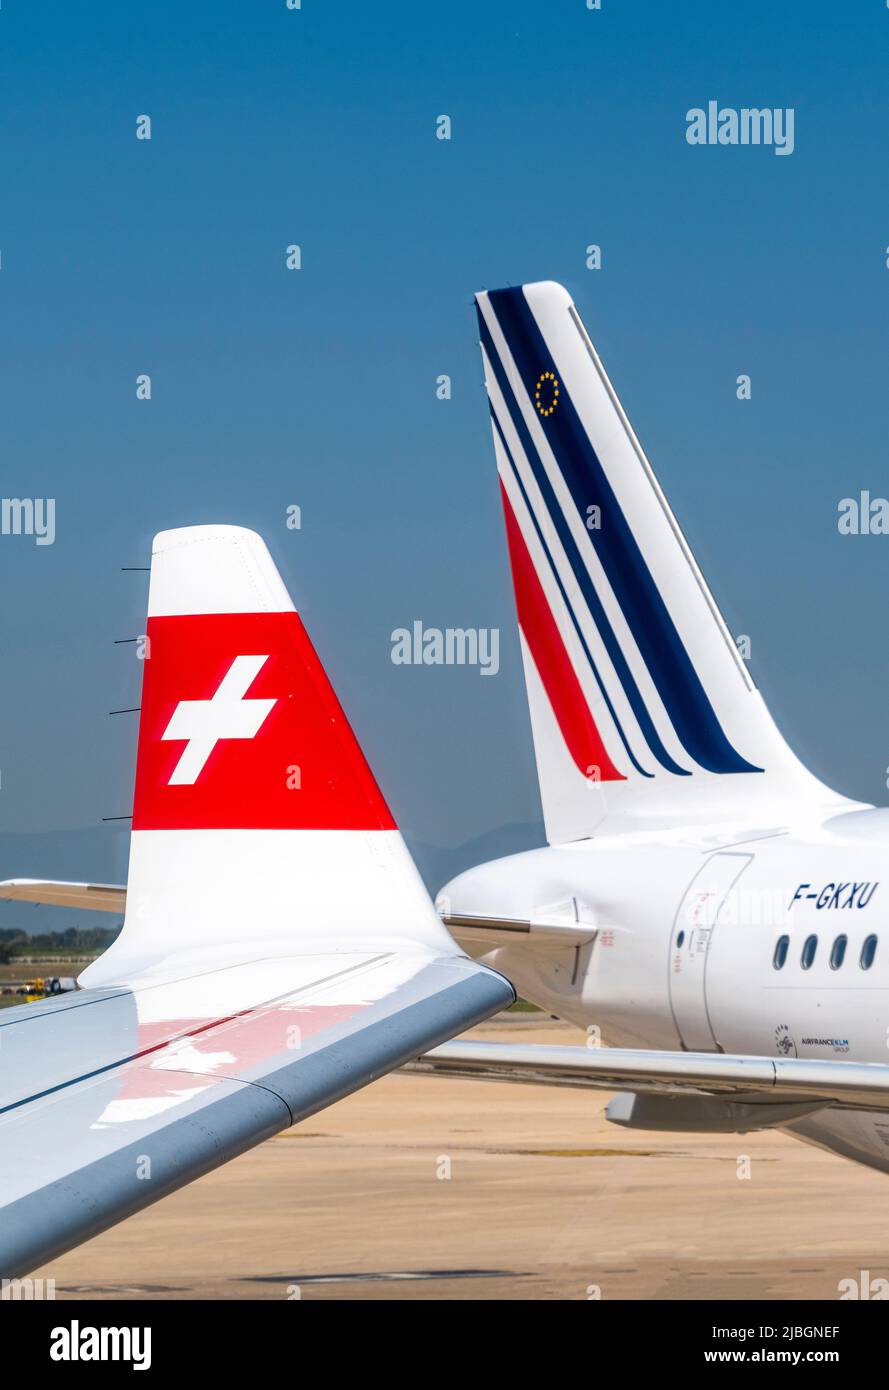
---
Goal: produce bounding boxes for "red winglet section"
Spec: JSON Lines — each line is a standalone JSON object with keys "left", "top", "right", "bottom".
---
{"left": 132, "top": 611, "right": 396, "bottom": 831}
{"left": 500, "top": 483, "right": 624, "bottom": 783}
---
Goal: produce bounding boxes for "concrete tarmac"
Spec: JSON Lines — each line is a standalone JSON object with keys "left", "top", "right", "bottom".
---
{"left": 32, "top": 1016, "right": 889, "bottom": 1301}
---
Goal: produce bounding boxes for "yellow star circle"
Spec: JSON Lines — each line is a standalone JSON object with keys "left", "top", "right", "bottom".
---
{"left": 534, "top": 370, "right": 560, "bottom": 417}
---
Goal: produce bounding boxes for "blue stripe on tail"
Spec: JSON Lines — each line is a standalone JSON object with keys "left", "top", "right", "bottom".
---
{"left": 479, "top": 309, "right": 690, "bottom": 778}
{"left": 490, "top": 407, "right": 654, "bottom": 779}
{"left": 484, "top": 287, "right": 762, "bottom": 777}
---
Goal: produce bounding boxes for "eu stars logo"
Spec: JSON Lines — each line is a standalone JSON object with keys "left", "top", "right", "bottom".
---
{"left": 534, "top": 371, "right": 560, "bottom": 417}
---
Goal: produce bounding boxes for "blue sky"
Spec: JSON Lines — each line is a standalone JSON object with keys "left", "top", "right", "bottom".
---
{"left": 2, "top": 1, "right": 889, "bottom": 926}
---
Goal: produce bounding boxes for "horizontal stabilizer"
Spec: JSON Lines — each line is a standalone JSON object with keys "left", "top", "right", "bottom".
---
{"left": 408, "top": 1039, "right": 889, "bottom": 1113}
{"left": 0, "top": 880, "right": 125, "bottom": 914}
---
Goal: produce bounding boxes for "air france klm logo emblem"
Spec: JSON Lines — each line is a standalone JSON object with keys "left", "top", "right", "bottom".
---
{"left": 161, "top": 655, "right": 277, "bottom": 784}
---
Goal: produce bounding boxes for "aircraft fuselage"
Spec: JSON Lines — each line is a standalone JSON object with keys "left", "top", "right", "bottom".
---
{"left": 439, "top": 803, "right": 889, "bottom": 1174}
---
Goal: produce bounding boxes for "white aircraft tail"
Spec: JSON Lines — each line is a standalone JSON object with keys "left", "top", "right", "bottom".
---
{"left": 83, "top": 525, "right": 462, "bottom": 983}
{"left": 475, "top": 281, "right": 843, "bottom": 841}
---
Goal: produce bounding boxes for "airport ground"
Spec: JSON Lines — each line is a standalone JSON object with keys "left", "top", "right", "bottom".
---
{"left": 0, "top": 958, "right": 92, "bottom": 1007}
{"left": 28, "top": 1014, "right": 889, "bottom": 1301}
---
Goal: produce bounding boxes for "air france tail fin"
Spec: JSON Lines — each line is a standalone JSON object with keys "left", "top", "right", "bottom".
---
{"left": 476, "top": 281, "right": 842, "bottom": 841}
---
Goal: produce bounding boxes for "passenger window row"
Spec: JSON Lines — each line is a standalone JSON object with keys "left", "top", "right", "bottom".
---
{"left": 772, "top": 933, "right": 877, "bottom": 971}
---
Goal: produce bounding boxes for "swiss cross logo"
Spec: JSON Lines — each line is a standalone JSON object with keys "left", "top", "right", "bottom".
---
{"left": 162, "top": 655, "right": 277, "bottom": 785}
{"left": 132, "top": 612, "right": 395, "bottom": 832}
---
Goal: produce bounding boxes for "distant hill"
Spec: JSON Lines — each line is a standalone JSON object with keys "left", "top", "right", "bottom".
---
{"left": 0, "top": 819, "right": 547, "bottom": 934}
{"left": 405, "top": 820, "right": 545, "bottom": 896}
{"left": 0, "top": 824, "right": 130, "bottom": 936}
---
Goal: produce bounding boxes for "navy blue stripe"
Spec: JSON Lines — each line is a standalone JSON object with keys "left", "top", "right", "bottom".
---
{"left": 484, "top": 287, "right": 762, "bottom": 777}
{"left": 479, "top": 312, "right": 690, "bottom": 778}
{"left": 490, "top": 406, "right": 653, "bottom": 778}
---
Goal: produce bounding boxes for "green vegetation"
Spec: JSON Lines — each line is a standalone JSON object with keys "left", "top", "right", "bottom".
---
{"left": 0, "top": 924, "right": 122, "bottom": 958}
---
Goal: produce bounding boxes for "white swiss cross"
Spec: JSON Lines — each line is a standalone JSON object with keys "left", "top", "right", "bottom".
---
{"left": 161, "top": 654, "right": 277, "bottom": 785}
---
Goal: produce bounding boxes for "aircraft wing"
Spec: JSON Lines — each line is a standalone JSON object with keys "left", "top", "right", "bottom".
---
{"left": 0, "top": 525, "right": 513, "bottom": 1279}
{"left": 0, "top": 951, "right": 508, "bottom": 1278}
{"left": 0, "top": 879, "right": 126, "bottom": 913}
{"left": 407, "top": 1041, "right": 889, "bottom": 1114}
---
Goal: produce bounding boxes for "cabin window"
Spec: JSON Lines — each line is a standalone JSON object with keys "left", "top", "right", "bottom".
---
{"left": 829, "top": 934, "right": 847, "bottom": 970}
{"left": 772, "top": 935, "right": 789, "bottom": 969}
{"left": 801, "top": 934, "right": 817, "bottom": 970}
{"left": 861, "top": 934, "right": 878, "bottom": 970}
{"left": 676, "top": 930, "right": 685, "bottom": 949}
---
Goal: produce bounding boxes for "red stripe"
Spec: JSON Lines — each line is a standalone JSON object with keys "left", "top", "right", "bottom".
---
{"left": 499, "top": 482, "right": 625, "bottom": 783}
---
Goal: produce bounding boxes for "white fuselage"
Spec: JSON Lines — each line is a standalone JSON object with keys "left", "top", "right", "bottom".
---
{"left": 439, "top": 803, "right": 889, "bottom": 1175}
